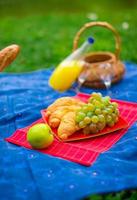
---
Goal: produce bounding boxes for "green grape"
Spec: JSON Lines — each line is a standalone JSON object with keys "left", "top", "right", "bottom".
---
{"left": 108, "top": 121, "right": 115, "bottom": 127}
{"left": 115, "top": 109, "right": 120, "bottom": 116}
{"left": 91, "top": 115, "right": 99, "bottom": 123}
{"left": 111, "top": 113, "right": 117, "bottom": 121}
{"left": 89, "top": 123, "right": 98, "bottom": 133}
{"left": 97, "top": 122, "right": 106, "bottom": 131}
{"left": 78, "top": 111, "right": 86, "bottom": 118}
{"left": 76, "top": 116, "right": 81, "bottom": 123}
{"left": 87, "top": 111, "right": 93, "bottom": 118}
{"left": 106, "top": 96, "right": 111, "bottom": 101}
{"left": 88, "top": 97, "right": 93, "bottom": 103}
{"left": 82, "top": 110, "right": 89, "bottom": 114}
{"left": 106, "top": 108, "right": 113, "bottom": 114}
{"left": 112, "top": 102, "right": 118, "bottom": 108}
{"left": 79, "top": 121, "right": 86, "bottom": 128}
{"left": 108, "top": 105, "right": 114, "bottom": 112}
{"left": 93, "top": 100, "right": 102, "bottom": 109}
{"left": 79, "top": 94, "right": 120, "bottom": 132}
{"left": 95, "top": 108, "right": 102, "bottom": 115}
{"left": 92, "top": 99, "right": 98, "bottom": 105}
{"left": 100, "top": 103, "right": 105, "bottom": 109}
{"left": 87, "top": 103, "right": 95, "bottom": 111}
{"left": 106, "top": 115, "right": 112, "bottom": 123}
{"left": 76, "top": 112, "right": 86, "bottom": 122}
{"left": 102, "top": 110, "right": 108, "bottom": 116}
{"left": 102, "top": 96, "right": 110, "bottom": 105}
{"left": 83, "top": 126, "right": 91, "bottom": 135}
{"left": 112, "top": 113, "right": 119, "bottom": 123}
{"left": 92, "top": 92, "right": 102, "bottom": 101}
{"left": 94, "top": 100, "right": 101, "bottom": 107}
{"left": 98, "top": 114, "right": 105, "bottom": 123}
{"left": 82, "top": 105, "right": 89, "bottom": 112}
{"left": 84, "top": 117, "right": 91, "bottom": 124}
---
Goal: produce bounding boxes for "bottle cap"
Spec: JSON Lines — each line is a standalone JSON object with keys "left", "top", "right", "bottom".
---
{"left": 88, "top": 37, "right": 94, "bottom": 44}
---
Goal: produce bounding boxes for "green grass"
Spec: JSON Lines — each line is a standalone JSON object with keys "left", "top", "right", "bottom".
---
{"left": 0, "top": 1, "right": 137, "bottom": 72}
{"left": 0, "top": 0, "right": 137, "bottom": 199}
{"left": 86, "top": 190, "right": 137, "bottom": 200}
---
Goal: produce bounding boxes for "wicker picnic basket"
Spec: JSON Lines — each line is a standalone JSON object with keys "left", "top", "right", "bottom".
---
{"left": 73, "top": 21, "right": 125, "bottom": 88}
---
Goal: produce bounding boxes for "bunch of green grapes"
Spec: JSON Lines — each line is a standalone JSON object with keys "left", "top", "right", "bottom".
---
{"left": 75, "top": 92, "right": 119, "bottom": 135}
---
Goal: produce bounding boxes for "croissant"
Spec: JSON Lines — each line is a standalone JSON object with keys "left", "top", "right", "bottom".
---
{"left": 46, "top": 97, "right": 85, "bottom": 139}
{"left": 48, "top": 106, "right": 70, "bottom": 128}
{"left": 58, "top": 111, "right": 80, "bottom": 140}
{"left": 47, "top": 97, "right": 84, "bottom": 113}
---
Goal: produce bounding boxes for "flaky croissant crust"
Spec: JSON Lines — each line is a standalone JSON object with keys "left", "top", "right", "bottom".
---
{"left": 46, "top": 97, "right": 85, "bottom": 139}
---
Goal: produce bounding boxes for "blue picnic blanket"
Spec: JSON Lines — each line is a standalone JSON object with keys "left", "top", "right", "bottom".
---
{"left": 0, "top": 62, "right": 137, "bottom": 200}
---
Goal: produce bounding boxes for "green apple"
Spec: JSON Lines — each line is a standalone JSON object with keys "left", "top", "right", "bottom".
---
{"left": 27, "top": 123, "right": 54, "bottom": 149}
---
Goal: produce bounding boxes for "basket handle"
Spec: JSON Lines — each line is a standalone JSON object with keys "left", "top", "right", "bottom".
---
{"left": 73, "top": 21, "right": 121, "bottom": 59}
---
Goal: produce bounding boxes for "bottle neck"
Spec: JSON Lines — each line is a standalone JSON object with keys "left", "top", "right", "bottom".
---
{"left": 79, "top": 40, "right": 91, "bottom": 53}
{"left": 67, "top": 40, "right": 91, "bottom": 61}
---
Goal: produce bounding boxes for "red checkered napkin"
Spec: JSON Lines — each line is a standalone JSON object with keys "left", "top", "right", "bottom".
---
{"left": 6, "top": 93, "right": 137, "bottom": 166}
